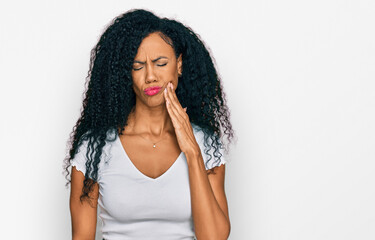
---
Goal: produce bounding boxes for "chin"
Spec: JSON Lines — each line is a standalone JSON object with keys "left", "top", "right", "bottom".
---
{"left": 144, "top": 99, "right": 165, "bottom": 108}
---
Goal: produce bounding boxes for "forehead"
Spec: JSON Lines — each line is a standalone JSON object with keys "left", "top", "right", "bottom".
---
{"left": 134, "top": 32, "right": 175, "bottom": 59}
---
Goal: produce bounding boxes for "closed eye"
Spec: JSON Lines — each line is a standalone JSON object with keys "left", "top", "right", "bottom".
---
{"left": 132, "top": 60, "right": 167, "bottom": 71}
{"left": 133, "top": 66, "right": 143, "bottom": 71}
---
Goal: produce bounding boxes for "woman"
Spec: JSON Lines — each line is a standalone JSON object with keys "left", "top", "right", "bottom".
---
{"left": 64, "top": 9, "right": 234, "bottom": 240}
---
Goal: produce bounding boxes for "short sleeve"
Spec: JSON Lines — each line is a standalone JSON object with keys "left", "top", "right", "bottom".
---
{"left": 71, "top": 140, "right": 89, "bottom": 176}
{"left": 192, "top": 124, "right": 227, "bottom": 170}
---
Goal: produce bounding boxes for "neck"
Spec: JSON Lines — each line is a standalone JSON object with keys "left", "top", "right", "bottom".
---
{"left": 125, "top": 99, "right": 174, "bottom": 138}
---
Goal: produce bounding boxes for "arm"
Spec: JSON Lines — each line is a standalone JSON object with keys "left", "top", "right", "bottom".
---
{"left": 163, "top": 82, "right": 230, "bottom": 239}
{"left": 186, "top": 150, "right": 231, "bottom": 240}
{"left": 70, "top": 167, "right": 99, "bottom": 240}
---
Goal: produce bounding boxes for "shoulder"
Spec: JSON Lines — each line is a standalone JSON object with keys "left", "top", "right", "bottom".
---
{"left": 191, "top": 123, "right": 209, "bottom": 149}
{"left": 191, "top": 123, "right": 227, "bottom": 170}
{"left": 191, "top": 123, "right": 204, "bottom": 140}
{"left": 71, "top": 129, "right": 116, "bottom": 177}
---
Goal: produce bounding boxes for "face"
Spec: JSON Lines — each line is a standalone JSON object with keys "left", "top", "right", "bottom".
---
{"left": 131, "top": 32, "right": 182, "bottom": 107}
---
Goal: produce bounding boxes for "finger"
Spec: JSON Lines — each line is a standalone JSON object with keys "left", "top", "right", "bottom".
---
{"left": 166, "top": 92, "right": 183, "bottom": 124}
{"left": 168, "top": 82, "right": 184, "bottom": 110}
{"left": 167, "top": 83, "right": 186, "bottom": 119}
{"left": 165, "top": 96, "right": 183, "bottom": 129}
{"left": 164, "top": 87, "right": 181, "bottom": 121}
{"left": 165, "top": 83, "right": 189, "bottom": 129}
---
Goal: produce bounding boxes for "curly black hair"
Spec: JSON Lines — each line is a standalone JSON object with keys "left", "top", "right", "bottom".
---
{"left": 63, "top": 8, "right": 235, "bottom": 202}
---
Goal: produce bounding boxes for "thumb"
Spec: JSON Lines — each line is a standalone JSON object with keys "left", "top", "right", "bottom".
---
{"left": 184, "top": 107, "right": 187, "bottom": 112}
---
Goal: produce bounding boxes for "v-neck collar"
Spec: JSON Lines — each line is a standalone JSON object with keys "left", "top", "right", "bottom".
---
{"left": 116, "top": 136, "right": 183, "bottom": 181}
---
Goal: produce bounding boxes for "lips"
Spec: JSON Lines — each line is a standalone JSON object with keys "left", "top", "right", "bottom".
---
{"left": 144, "top": 86, "right": 162, "bottom": 96}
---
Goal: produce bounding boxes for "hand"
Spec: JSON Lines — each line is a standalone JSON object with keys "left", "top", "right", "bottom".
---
{"left": 164, "top": 82, "right": 200, "bottom": 156}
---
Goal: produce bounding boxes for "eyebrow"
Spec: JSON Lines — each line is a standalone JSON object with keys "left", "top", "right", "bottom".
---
{"left": 133, "top": 56, "right": 169, "bottom": 64}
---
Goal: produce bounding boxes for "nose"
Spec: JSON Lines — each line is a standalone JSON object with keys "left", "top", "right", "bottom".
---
{"left": 145, "top": 64, "right": 157, "bottom": 83}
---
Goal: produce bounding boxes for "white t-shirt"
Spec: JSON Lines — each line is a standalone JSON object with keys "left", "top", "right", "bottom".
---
{"left": 71, "top": 123, "right": 226, "bottom": 240}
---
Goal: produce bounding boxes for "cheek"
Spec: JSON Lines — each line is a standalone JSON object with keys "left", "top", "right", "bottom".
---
{"left": 131, "top": 71, "right": 139, "bottom": 80}
{"left": 131, "top": 75, "right": 142, "bottom": 92}
{"left": 161, "top": 65, "right": 178, "bottom": 78}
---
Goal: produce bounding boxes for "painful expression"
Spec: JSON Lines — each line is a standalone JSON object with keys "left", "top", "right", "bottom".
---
{"left": 131, "top": 32, "right": 182, "bottom": 107}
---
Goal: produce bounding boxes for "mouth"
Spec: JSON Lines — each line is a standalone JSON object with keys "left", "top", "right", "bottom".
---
{"left": 144, "top": 86, "right": 162, "bottom": 96}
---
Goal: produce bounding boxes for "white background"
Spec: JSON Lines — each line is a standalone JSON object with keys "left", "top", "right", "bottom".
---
{"left": 0, "top": 0, "right": 374, "bottom": 239}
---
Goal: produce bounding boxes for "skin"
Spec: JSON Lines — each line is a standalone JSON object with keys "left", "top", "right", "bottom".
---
{"left": 70, "top": 32, "right": 230, "bottom": 240}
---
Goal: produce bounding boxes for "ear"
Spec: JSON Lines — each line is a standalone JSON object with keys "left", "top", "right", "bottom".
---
{"left": 177, "top": 54, "right": 182, "bottom": 76}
